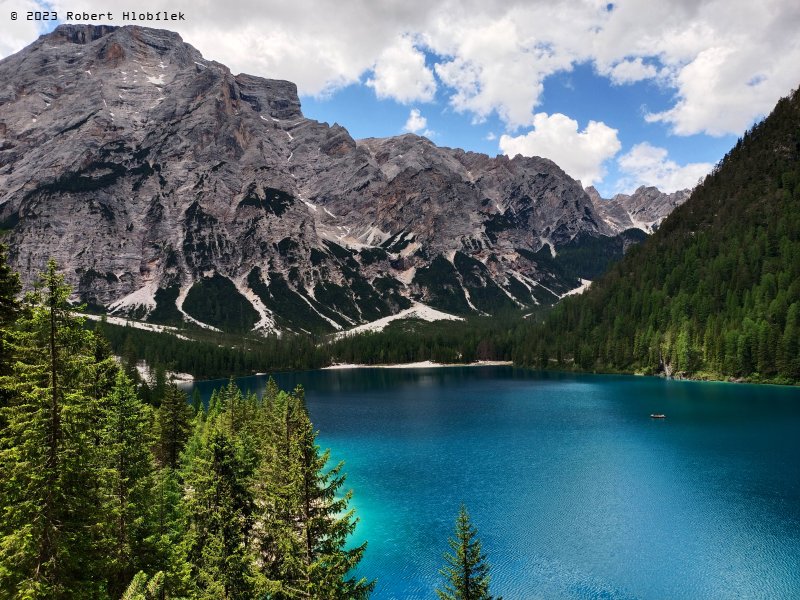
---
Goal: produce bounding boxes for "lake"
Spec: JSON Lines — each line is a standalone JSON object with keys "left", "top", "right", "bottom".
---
{"left": 189, "top": 367, "right": 800, "bottom": 599}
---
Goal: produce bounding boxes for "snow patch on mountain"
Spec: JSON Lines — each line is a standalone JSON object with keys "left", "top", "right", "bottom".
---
{"left": 334, "top": 302, "right": 463, "bottom": 338}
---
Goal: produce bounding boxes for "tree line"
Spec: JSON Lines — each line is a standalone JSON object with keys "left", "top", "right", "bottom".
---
{"left": 94, "top": 313, "right": 521, "bottom": 382}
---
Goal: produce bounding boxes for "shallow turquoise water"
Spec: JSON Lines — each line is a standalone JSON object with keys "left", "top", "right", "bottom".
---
{"left": 190, "top": 368, "right": 800, "bottom": 599}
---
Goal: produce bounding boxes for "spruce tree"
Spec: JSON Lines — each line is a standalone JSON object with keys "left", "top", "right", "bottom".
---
{"left": 102, "top": 370, "right": 157, "bottom": 598}
{"left": 257, "top": 387, "right": 373, "bottom": 599}
{"left": 182, "top": 425, "right": 258, "bottom": 599}
{"left": 0, "top": 242, "right": 21, "bottom": 431}
{"left": 155, "top": 383, "right": 194, "bottom": 469}
{"left": 0, "top": 242, "right": 20, "bottom": 380}
{"left": 0, "top": 260, "right": 109, "bottom": 599}
{"left": 436, "top": 505, "right": 496, "bottom": 600}
{"left": 120, "top": 571, "right": 165, "bottom": 600}
{"left": 148, "top": 465, "right": 194, "bottom": 598}
{"left": 191, "top": 387, "right": 203, "bottom": 414}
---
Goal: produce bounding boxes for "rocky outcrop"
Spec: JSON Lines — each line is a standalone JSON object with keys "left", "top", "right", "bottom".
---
{"left": 587, "top": 185, "right": 691, "bottom": 233}
{"left": 0, "top": 25, "right": 686, "bottom": 333}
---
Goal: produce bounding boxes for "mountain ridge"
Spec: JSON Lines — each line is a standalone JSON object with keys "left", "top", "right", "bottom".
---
{"left": 0, "top": 24, "right": 687, "bottom": 334}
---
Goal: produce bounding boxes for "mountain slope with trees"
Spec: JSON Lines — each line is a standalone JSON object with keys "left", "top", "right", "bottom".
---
{"left": 514, "top": 87, "right": 800, "bottom": 383}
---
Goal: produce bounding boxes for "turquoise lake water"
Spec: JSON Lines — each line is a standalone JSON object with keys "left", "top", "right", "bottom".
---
{"left": 189, "top": 367, "right": 800, "bottom": 599}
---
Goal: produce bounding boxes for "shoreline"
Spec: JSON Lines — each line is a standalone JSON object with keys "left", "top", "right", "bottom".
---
{"left": 322, "top": 360, "right": 513, "bottom": 370}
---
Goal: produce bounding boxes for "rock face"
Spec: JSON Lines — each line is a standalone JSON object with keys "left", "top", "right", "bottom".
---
{"left": 0, "top": 25, "right": 686, "bottom": 333}
{"left": 586, "top": 186, "right": 691, "bottom": 234}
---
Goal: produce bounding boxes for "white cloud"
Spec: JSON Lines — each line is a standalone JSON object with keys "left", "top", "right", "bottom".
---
{"left": 617, "top": 142, "right": 713, "bottom": 193}
{"left": 2, "top": 0, "right": 799, "bottom": 137}
{"left": 366, "top": 36, "right": 437, "bottom": 103}
{"left": 499, "top": 113, "right": 621, "bottom": 186}
{"left": 603, "top": 58, "right": 659, "bottom": 85}
{"left": 403, "top": 108, "right": 427, "bottom": 133}
{"left": 431, "top": 16, "right": 554, "bottom": 128}
{"left": 592, "top": 0, "right": 800, "bottom": 136}
{"left": 0, "top": 0, "right": 47, "bottom": 59}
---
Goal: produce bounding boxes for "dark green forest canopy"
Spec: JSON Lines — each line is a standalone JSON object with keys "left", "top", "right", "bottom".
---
{"left": 514, "top": 87, "right": 800, "bottom": 384}
{"left": 94, "top": 313, "right": 522, "bottom": 381}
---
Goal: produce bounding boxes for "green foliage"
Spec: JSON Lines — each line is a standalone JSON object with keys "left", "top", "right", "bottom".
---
{"left": 0, "top": 243, "right": 20, "bottom": 403}
{"left": 0, "top": 260, "right": 114, "bottom": 598}
{"left": 542, "top": 228, "right": 648, "bottom": 281}
{"left": 453, "top": 252, "right": 517, "bottom": 313}
{"left": 182, "top": 426, "right": 258, "bottom": 599}
{"left": 94, "top": 320, "right": 328, "bottom": 379}
{"left": 328, "top": 315, "right": 520, "bottom": 365}
{"left": 148, "top": 285, "right": 183, "bottom": 326}
{"left": 183, "top": 274, "right": 260, "bottom": 333}
{"left": 0, "top": 242, "right": 20, "bottom": 329}
{"left": 0, "top": 259, "right": 373, "bottom": 599}
{"left": 155, "top": 384, "right": 194, "bottom": 469}
{"left": 414, "top": 255, "right": 472, "bottom": 314}
{"left": 248, "top": 268, "right": 339, "bottom": 333}
{"left": 256, "top": 386, "right": 374, "bottom": 599}
{"left": 94, "top": 309, "right": 525, "bottom": 379}
{"left": 101, "top": 371, "right": 157, "bottom": 598}
{"left": 516, "top": 87, "right": 800, "bottom": 384}
{"left": 436, "top": 505, "right": 497, "bottom": 600}
{"left": 121, "top": 571, "right": 165, "bottom": 600}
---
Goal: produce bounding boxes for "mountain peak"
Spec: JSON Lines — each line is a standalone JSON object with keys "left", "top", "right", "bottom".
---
{"left": 0, "top": 25, "right": 685, "bottom": 334}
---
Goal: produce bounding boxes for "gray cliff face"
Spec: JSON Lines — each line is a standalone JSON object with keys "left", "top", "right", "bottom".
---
{"left": 0, "top": 25, "right": 686, "bottom": 333}
{"left": 586, "top": 185, "right": 691, "bottom": 234}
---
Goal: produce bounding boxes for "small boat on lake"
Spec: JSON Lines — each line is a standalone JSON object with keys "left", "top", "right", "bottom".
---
{"left": 650, "top": 413, "right": 666, "bottom": 419}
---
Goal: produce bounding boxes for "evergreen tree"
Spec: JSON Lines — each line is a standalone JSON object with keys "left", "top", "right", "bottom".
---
{"left": 0, "top": 242, "right": 20, "bottom": 381}
{"left": 258, "top": 387, "right": 373, "bottom": 599}
{"left": 102, "top": 371, "right": 157, "bottom": 598}
{"left": 436, "top": 505, "right": 496, "bottom": 600}
{"left": 155, "top": 383, "right": 194, "bottom": 469}
{"left": 120, "top": 571, "right": 165, "bottom": 600}
{"left": 182, "top": 425, "right": 258, "bottom": 599}
{"left": 191, "top": 387, "right": 203, "bottom": 414}
{"left": 515, "top": 87, "right": 800, "bottom": 384}
{"left": 0, "top": 242, "right": 22, "bottom": 431}
{"left": 146, "top": 465, "right": 194, "bottom": 598}
{"left": 0, "top": 260, "right": 110, "bottom": 599}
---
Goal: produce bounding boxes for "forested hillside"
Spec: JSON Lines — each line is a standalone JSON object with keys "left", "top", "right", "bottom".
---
{"left": 514, "top": 87, "right": 800, "bottom": 383}
{"left": 0, "top": 251, "right": 372, "bottom": 599}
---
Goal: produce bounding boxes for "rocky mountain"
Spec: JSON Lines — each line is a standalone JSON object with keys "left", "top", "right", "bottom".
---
{"left": 0, "top": 25, "right": 685, "bottom": 334}
{"left": 585, "top": 186, "right": 691, "bottom": 234}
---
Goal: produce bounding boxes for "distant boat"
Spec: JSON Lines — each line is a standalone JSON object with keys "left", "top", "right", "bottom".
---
{"left": 650, "top": 414, "right": 666, "bottom": 419}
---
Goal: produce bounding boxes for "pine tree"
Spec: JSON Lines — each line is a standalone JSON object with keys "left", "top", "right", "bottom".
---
{"left": 0, "top": 260, "right": 109, "bottom": 598}
{"left": 182, "top": 425, "right": 258, "bottom": 599}
{"left": 436, "top": 505, "right": 496, "bottom": 600}
{"left": 155, "top": 383, "right": 194, "bottom": 469}
{"left": 102, "top": 370, "right": 157, "bottom": 598}
{"left": 257, "top": 387, "right": 373, "bottom": 599}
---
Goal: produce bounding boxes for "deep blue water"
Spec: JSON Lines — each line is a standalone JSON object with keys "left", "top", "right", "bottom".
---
{"left": 189, "top": 367, "right": 800, "bottom": 599}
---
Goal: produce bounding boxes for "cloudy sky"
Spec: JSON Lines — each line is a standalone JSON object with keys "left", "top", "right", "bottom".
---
{"left": 3, "top": 0, "right": 799, "bottom": 195}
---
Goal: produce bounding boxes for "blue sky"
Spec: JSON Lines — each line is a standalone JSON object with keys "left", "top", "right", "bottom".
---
{"left": 4, "top": 0, "right": 798, "bottom": 196}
